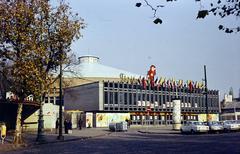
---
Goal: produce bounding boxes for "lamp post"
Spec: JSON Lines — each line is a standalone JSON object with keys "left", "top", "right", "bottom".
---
{"left": 204, "top": 65, "right": 209, "bottom": 124}
{"left": 36, "top": 94, "right": 45, "bottom": 142}
{"left": 57, "top": 63, "right": 64, "bottom": 140}
{"left": 234, "top": 102, "right": 237, "bottom": 120}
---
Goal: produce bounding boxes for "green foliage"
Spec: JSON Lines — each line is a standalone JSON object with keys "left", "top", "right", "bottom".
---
{"left": 0, "top": 0, "right": 85, "bottom": 145}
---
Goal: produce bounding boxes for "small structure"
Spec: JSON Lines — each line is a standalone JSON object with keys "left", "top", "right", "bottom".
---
{"left": 109, "top": 121, "right": 128, "bottom": 132}
{"left": 172, "top": 99, "right": 181, "bottom": 130}
{"left": 220, "top": 94, "right": 240, "bottom": 120}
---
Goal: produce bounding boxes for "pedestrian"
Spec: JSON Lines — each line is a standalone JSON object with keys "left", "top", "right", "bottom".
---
{"left": 125, "top": 119, "right": 129, "bottom": 128}
{"left": 1, "top": 124, "right": 6, "bottom": 144}
{"left": 128, "top": 119, "right": 131, "bottom": 128}
{"left": 64, "top": 119, "right": 68, "bottom": 134}
{"left": 55, "top": 118, "right": 59, "bottom": 134}
{"left": 68, "top": 120, "right": 72, "bottom": 134}
{"left": 78, "top": 118, "right": 82, "bottom": 130}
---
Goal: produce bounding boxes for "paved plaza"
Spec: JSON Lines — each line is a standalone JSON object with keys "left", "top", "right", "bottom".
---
{"left": 1, "top": 126, "right": 240, "bottom": 154}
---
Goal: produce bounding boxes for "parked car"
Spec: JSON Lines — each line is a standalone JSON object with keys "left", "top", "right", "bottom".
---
{"left": 233, "top": 120, "right": 240, "bottom": 130}
{"left": 206, "top": 121, "right": 224, "bottom": 133}
{"left": 180, "top": 121, "right": 209, "bottom": 134}
{"left": 222, "top": 120, "right": 239, "bottom": 132}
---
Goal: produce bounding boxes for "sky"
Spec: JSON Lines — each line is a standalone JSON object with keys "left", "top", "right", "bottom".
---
{"left": 56, "top": 0, "right": 240, "bottom": 99}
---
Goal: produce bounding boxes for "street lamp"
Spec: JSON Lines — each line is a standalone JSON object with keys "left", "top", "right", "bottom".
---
{"left": 36, "top": 94, "right": 45, "bottom": 142}
{"left": 57, "top": 62, "right": 64, "bottom": 140}
{"left": 204, "top": 65, "right": 209, "bottom": 124}
{"left": 234, "top": 102, "right": 237, "bottom": 120}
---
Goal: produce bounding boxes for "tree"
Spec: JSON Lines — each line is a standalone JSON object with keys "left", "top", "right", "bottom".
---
{"left": 135, "top": 0, "right": 240, "bottom": 33}
{"left": 0, "top": 0, "right": 84, "bottom": 144}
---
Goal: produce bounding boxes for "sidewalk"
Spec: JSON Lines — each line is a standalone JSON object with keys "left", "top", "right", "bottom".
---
{"left": 24, "top": 128, "right": 112, "bottom": 144}
{"left": 0, "top": 128, "right": 111, "bottom": 153}
{"left": 0, "top": 125, "right": 180, "bottom": 153}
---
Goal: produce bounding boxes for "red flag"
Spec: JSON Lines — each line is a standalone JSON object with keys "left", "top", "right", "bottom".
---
{"left": 188, "top": 80, "right": 193, "bottom": 92}
{"left": 142, "top": 77, "right": 147, "bottom": 89}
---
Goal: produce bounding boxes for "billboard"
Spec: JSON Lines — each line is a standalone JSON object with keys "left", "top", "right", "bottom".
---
{"left": 96, "top": 113, "right": 130, "bottom": 127}
{"left": 86, "top": 112, "right": 93, "bottom": 128}
{"left": 198, "top": 114, "right": 219, "bottom": 122}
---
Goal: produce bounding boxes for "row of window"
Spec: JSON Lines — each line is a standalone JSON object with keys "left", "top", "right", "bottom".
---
{"left": 103, "top": 90, "right": 218, "bottom": 110}
{"left": 103, "top": 82, "right": 218, "bottom": 95}
{"left": 130, "top": 115, "right": 197, "bottom": 121}
{"left": 44, "top": 96, "right": 63, "bottom": 105}
{"left": 130, "top": 115, "right": 198, "bottom": 125}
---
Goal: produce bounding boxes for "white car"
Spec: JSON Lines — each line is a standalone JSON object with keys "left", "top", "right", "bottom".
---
{"left": 234, "top": 120, "right": 240, "bottom": 129}
{"left": 207, "top": 121, "right": 224, "bottom": 133}
{"left": 222, "top": 120, "right": 239, "bottom": 132}
{"left": 180, "top": 121, "right": 209, "bottom": 134}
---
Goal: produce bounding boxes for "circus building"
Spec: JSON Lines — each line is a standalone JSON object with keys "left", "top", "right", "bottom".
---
{"left": 63, "top": 56, "right": 220, "bottom": 128}
{"left": 0, "top": 55, "right": 220, "bottom": 130}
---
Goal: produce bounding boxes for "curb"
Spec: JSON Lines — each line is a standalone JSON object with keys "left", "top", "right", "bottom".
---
{"left": 137, "top": 130, "right": 180, "bottom": 135}
{"left": 32, "top": 132, "right": 112, "bottom": 146}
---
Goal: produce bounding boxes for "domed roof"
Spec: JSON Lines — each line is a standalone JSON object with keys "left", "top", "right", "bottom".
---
{"left": 62, "top": 55, "right": 140, "bottom": 79}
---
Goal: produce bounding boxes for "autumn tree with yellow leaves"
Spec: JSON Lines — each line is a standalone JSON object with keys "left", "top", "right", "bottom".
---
{"left": 0, "top": 0, "right": 84, "bottom": 144}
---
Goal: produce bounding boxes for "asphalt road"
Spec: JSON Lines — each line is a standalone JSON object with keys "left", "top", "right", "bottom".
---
{"left": 4, "top": 131, "right": 240, "bottom": 154}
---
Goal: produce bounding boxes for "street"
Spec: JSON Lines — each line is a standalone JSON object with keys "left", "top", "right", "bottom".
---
{"left": 4, "top": 130, "right": 240, "bottom": 154}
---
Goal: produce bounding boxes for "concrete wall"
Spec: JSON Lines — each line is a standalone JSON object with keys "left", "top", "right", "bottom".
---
{"left": 23, "top": 103, "right": 60, "bottom": 130}
{"left": 64, "top": 82, "right": 100, "bottom": 111}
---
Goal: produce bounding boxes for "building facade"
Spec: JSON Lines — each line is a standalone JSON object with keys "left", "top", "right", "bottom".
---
{"left": 220, "top": 94, "right": 240, "bottom": 120}
{"left": 19, "top": 55, "right": 220, "bottom": 129}
{"left": 22, "top": 55, "right": 140, "bottom": 130}
{"left": 64, "top": 81, "right": 220, "bottom": 127}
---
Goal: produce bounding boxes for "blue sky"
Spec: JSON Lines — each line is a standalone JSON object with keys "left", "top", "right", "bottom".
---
{"left": 58, "top": 0, "right": 240, "bottom": 99}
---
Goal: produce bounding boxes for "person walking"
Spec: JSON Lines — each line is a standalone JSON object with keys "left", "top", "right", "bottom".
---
{"left": 64, "top": 119, "right": 68, "bottom": 134}
{"left": 68, "top": 120, "right": 72, "bottom": 134}
{"left": 78, "top": 118, "right": 82, "bottom": 130}
{"left": 1, "top": 124, "right": 6, "bottom": 144}
{"left": 55, "top": 118, "right": 59, "bottom": 134}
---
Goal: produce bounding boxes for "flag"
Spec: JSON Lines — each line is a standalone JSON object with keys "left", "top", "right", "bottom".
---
{"left": 167, "top": 79, "right": 171, "bottom": 90}
{"left": 154, "top": 77, "right": 158, "bottom": 85}
{"left": 142, "top": 77, "right": 147, "bottom": 89}
{"left": 138, "top": 76, "right": 142, "bottom": 85}
{"left": 171, "top": 78, "right": 176, "bottom": 90}
{"left": 157, "top": 77, "right": 162, "bottom": 90}
{"left": 183, "top": 83, "right": 187, "bottom": 91}
{"left": 162, "top": 78, "right": 166, "bottom": 87}
{"left": 178, "top": 79, "right": 183, "bottom": 88}
{"left": 159, "top": 77, "right": 163, "bottom": 85}
{"left": 194, "top": 81, "right": 198, "bottom": 89}
{"left": 188, "top": 80, "right": 193, "bottom": 92}
{"left": 199, "top": 81, "right": 204, "bottom": 89}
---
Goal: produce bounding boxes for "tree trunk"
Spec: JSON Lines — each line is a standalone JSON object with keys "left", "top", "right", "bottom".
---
{"left": 13, "top": 103, "right": 24, "bottom": 145}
